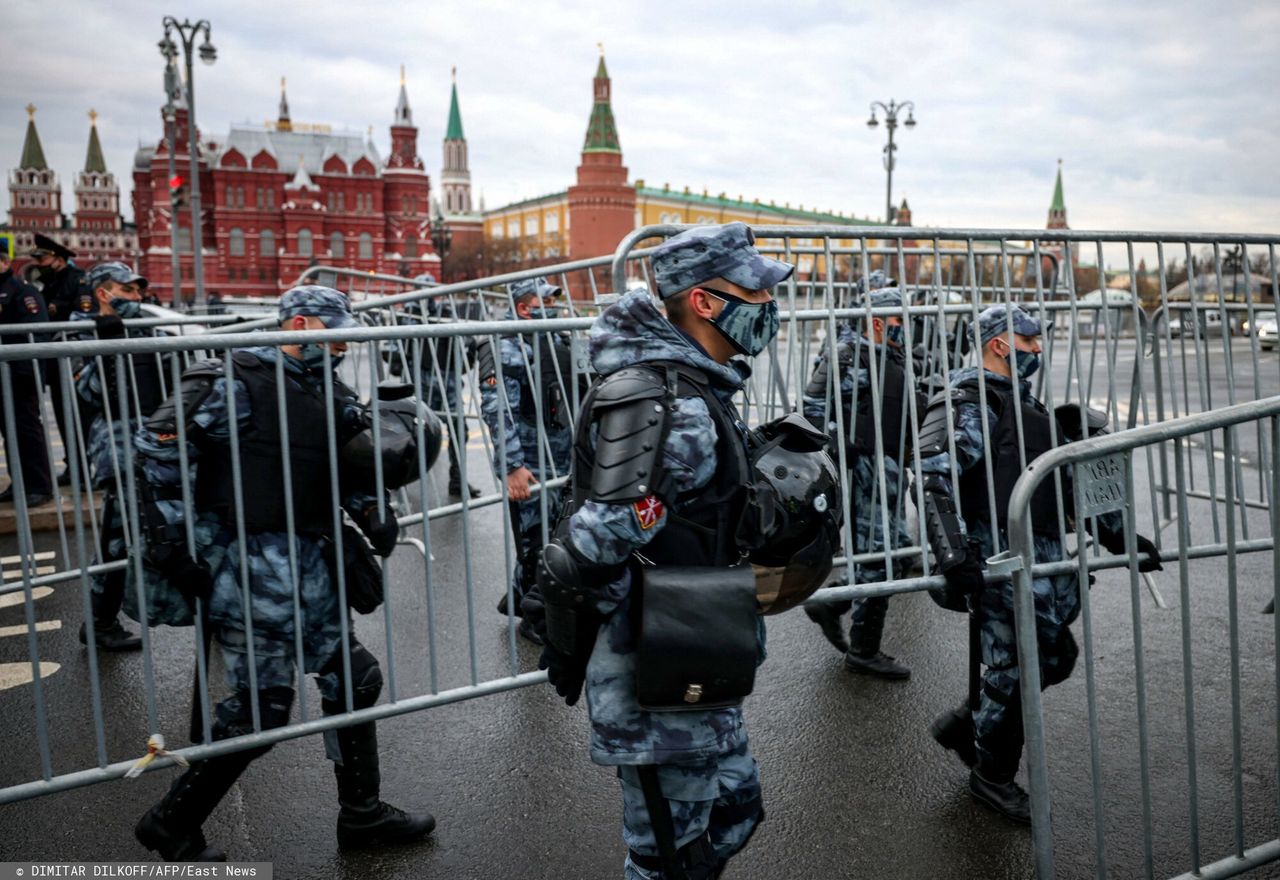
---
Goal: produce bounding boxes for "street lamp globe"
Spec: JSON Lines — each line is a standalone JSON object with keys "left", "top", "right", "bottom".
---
{"left": 866, "top": 114, "right": 879, "bottom": 129}
{"left": 158, "top": 36, "right": 178, "bottom": 60}
{"left": 199, "top": 39, "right": 217, "bottom": 64}
{"left": 905, "top": 114, "right": 916, "bottom": 129}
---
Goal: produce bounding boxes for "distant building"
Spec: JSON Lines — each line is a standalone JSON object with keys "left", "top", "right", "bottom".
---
{"left": 131, "top": 71, "right": 438, "bottom": 302}
{"left": 5, "top": 105, "right": 138, "bottom": 269}
{"left": 480, "top": 49, "right": 877, "bottom": 294}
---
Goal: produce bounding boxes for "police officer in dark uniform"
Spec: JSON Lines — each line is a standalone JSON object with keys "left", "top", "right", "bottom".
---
{"left": 29, "top": 233, "right": 91, "bottom": 485}
{"left": 0, "top": 240, "right": 53, "bottom": 505}
{"left": 533, "top": 223, "right": 817, "bottom": 879}
{"left": 916, "top": 304, "right": 1162, "bottom": 823}
{"left": 415, "top": 288, "right": 484, "bottom": 498}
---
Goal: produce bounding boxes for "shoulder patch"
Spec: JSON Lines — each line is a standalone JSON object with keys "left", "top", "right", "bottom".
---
{"left": 24, "top": 297, "right": 39, "bottom": 314}
{"left": 78, "top": 299, "right": 92, "bottom": 312}
{"left": 633, "top": 495, "right": 664, "bottom": 530}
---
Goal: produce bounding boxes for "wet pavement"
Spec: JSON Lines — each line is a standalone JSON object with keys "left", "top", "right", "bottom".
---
{"left": 0, "top": 340, "right": 1276, "bottom": 878}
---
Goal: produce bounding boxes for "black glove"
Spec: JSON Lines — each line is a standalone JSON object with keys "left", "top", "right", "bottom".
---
{"left": 353, "top": 504, "right": 399, "bottom": 557}
{"left": 147, "top": 541, "right": 214, "bottom": 607}
{"left": 538, "top": 644, "right": 588, "bottom": 707}
{"left": 93, "top": 313, "right": 126, "bottom": 339}
{"left": 1098, "top": 527, "right": 1164, "bottom": 573}
{"left": 943, "top": 556, "right": 985, "bottom": 601}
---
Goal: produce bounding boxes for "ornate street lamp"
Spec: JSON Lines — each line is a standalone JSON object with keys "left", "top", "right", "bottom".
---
{"left": 160, "top": 17, "right": 216, "bottom": 312}
{"left": 431, "top": 208, "right": 453, "bottom": 279}
{"left": 867, "top": 99, "right": 916, "bottom": 224}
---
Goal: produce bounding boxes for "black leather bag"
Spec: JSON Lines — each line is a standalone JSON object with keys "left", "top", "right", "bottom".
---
{"left": 635, "top": 565, "right": 758, "bottom": 712}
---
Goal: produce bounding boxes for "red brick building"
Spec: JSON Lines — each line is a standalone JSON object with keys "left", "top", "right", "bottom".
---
{"left": 132, "top": 72, "right": 438, "bottom": 302}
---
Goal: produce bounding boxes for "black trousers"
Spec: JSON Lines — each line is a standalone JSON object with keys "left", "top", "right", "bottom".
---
{"left": 42, "top": 360, "right": 72, "bottom": 470}
{"left": 0, "top": 370, "right": 52, "bottom": 496}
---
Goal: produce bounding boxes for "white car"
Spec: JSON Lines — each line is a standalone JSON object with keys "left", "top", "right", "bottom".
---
{"left": 1242, "top": 309, "right": 1275, "bottom": 336}
{"left": 1257, "top": 316, "right": 1278, "bottom": 350}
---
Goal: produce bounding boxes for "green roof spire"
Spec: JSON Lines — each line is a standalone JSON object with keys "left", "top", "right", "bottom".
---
{"left": 84, "top": 110, "right": 107, "bottom": 174}
{"left": 445, "top": 67, "right": 465, "bottom": 140}
{"left": 20, "top": 104, "right": 48, "bottom": 171}
{"left": 1050, "top": 159, "right": 1066, "bottom": 213}
{"left": 583, "top": 46, "right": 620, "bottom": 154}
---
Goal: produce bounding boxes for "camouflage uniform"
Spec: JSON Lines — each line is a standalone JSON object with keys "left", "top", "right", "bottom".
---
{"left": 570, "top": 288, "right": 764, "bottom": 879}
{"left": 71, "top": 261, "right": 159, "bottom": 649}
{"left": 479, "top": 280, "right": 574, "bottom": 614}
{"left": 919, "top": 364, "right": 1093, "bottom": 779}
{"left": 133, "top": 343, "right": 373, "bottom": 698}
{"left": 801, "top": 287, "right": 912, "bottom": 672}
{"left": 415, "top": 293, "right": 487, "bottom": 492}
{"left": 133, "top": 286, "right": 435, "bottom": 862}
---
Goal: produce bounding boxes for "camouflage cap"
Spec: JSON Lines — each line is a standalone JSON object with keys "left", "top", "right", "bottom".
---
{"left": 861, "top": 269, "right": 895, "bottom": 293}
{"left": 87, "top": 261, "right": 148, "bottom": 291}
{"left": 979, "top": 304, "right": 1043, "bottom": 347}
{"left": 650, "top": 221, "right": 794, "bottom": 299}
{"left": 278, "top": 285, "right": 360, "bottom": 329}
{"left": 867, "top": 288, "right": 903, "bottom": 310}
{"left": 508, "top": 276, "right": 562, "bottom": 301}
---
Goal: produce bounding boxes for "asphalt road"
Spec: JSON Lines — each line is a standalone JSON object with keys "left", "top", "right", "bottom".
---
{"left": 0, "top": 336, "right": 1277, "bottom": 879}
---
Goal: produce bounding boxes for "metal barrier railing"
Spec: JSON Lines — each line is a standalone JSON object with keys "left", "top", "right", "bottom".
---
{"left": 0, "top": 225, "right": 1276, "bottom": 869}
{"left": 996, "top": 394, "right": 1280, "bottom": 880}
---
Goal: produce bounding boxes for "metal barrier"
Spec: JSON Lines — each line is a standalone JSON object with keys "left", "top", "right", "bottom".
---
{"left": 0, "top": 225, "right": 1275, "bottom": 866}
{"left": 997, "top": 394, "right": 1280, "bottom": 880}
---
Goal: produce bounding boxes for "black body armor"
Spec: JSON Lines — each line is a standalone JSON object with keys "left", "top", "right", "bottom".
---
{"left": 193, "top": 351, "right": 342, "bottom": 534}
{"left": 573, "top": 361, "right": 751, "bottom": 568}
{"left": 519, "top": 333, "right": 578, "bottom": 433}
{"left": 806, "top": 339, "right": 908, "bottom": 462}
{"left": 955, "top": 379, "right": 1062, "bottom": 536}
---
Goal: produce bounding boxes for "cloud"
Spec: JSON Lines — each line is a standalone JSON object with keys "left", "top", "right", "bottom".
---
{"left": 2, "top": 0, "right": 1276, "bottom": 235}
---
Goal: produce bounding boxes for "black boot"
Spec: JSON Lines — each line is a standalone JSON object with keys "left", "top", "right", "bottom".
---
{"left": 930, "top": 703, "right": 977, "bottom": 767}
{"left": 969, "top": 769, "right": 1031, "bottom": 825}
{"left": 803, "top": 602, "right": 849, "bottom": 654}
{"left": 843, "top": 598, "right": 910, "bottom": 680}
{"left": 333, "top": 721, "right": 435, "bottom": 849}
{"left": 134, "top": 757, "right": 253, "bottom": 860}
{"left": 79, "top": 620, "right": 142, "bottom": 652}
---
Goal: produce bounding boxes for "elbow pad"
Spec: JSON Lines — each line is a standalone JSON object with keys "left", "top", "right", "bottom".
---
{"left": 920, "top": 472, "right": 970, "bottom": 573}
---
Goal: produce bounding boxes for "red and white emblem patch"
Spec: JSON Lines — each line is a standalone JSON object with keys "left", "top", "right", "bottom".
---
{"left": 633, "top": 495, "right": 664, "bottom": 531}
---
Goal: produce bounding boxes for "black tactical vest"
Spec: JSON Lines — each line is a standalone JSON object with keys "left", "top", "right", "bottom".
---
{"left": 573, "top": 361, "right": 751, "bottom": 567}
{"left": 194, "top": 351, "right": 336, "bottom": 534}
{"left": 957, "top": 379, "right": 1062, "bottom": 536}
{"left": 519, "top": 333, "right": 577, "bottom": 432}
{"left": 850, "top": 343, "right": 908, "bottom": 462}
{"left": 96, "top": 343, "right": 167, "bottom": 423}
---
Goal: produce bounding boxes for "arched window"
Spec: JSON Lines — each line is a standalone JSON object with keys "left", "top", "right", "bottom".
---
{"left": 404, "top": 235, "right": 417, "bottom": 258}
{"left": 297, "top": 228, "right": 313, "bottom": 257}
{"left": 358, "top": 232, "right": 373, "bottom": 260}
{"left": 228, "top": 227, "right": 245, "bottom": 256}
{"left": 260, "top": 229, "right": 276, "bottom": 257}
{"left": 330, "top": 232, "right": 345, "bottom": 258}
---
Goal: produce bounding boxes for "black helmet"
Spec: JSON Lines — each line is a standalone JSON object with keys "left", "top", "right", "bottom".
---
{"left": 746, "top": 413, "right": 842, "bottom": 614}
{"left": 340, "top": 398, "right": 442, "bottom": 491}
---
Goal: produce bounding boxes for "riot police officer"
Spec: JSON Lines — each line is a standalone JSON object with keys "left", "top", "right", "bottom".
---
{"left": 0, "top": 244, "right": 52, "bottom": 505}
{"left": 801, "top": 285, "right": 913, "bottom": 679}
{"left": 416, "top": 289, "right": 483, "bottom": 498}
{"left": 71, "top": 262, "right": 158, "bottom": 651}
{"left": 132, "top": 286, "right": 436, "bottom": 861}
{"left": 533, "top": 223, "right": 799, "bottom": 879}
{"left": 29, "top": 233, "right": 91, "bottom": 485}
{"left": 478, "top": 276, "right": 574, "bottom": 643}
{"left": 916, "top": 304, "right": 1162, "bottom": 823}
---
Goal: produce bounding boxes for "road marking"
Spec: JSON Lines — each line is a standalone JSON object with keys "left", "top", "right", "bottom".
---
{"left": 1, "top": 551, "right": 55, "bottom": 565}
{"left": 0, "top": 587, "right": 54, "bottom": 610}
{"left": 0, "top": 661, "right": 60, "bottom": 691}
{"left": 0, "top": 619, "right": 61, "bottom": 638}
{"left": 2, "top": 565, "right": 56, "bottom": 582}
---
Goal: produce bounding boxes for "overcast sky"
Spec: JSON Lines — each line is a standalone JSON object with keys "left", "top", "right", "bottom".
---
{"left": 3, "top": 0, "right": 1277, "bottom": 236}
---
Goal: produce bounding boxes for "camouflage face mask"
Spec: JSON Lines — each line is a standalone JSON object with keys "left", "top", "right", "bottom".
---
{"left": 704, "top": 289, "right": 780, "bottom": 357}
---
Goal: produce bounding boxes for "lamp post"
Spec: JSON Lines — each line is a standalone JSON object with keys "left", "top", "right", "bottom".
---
{"left": 866, "top": 99, "right": 916, "bottom": 224}
{"left": 430, "top": 209, "right": 453, "bottom": 281}
{"left": 159, "top": 17, "right": 216, "bottom": 312}
{"left": 161, "top": 58, "right": 183, "bottom": 307}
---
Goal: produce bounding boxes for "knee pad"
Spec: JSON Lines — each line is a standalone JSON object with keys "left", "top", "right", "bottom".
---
{"left": 321, "top": 643, "right": 383, "bottom": 713}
